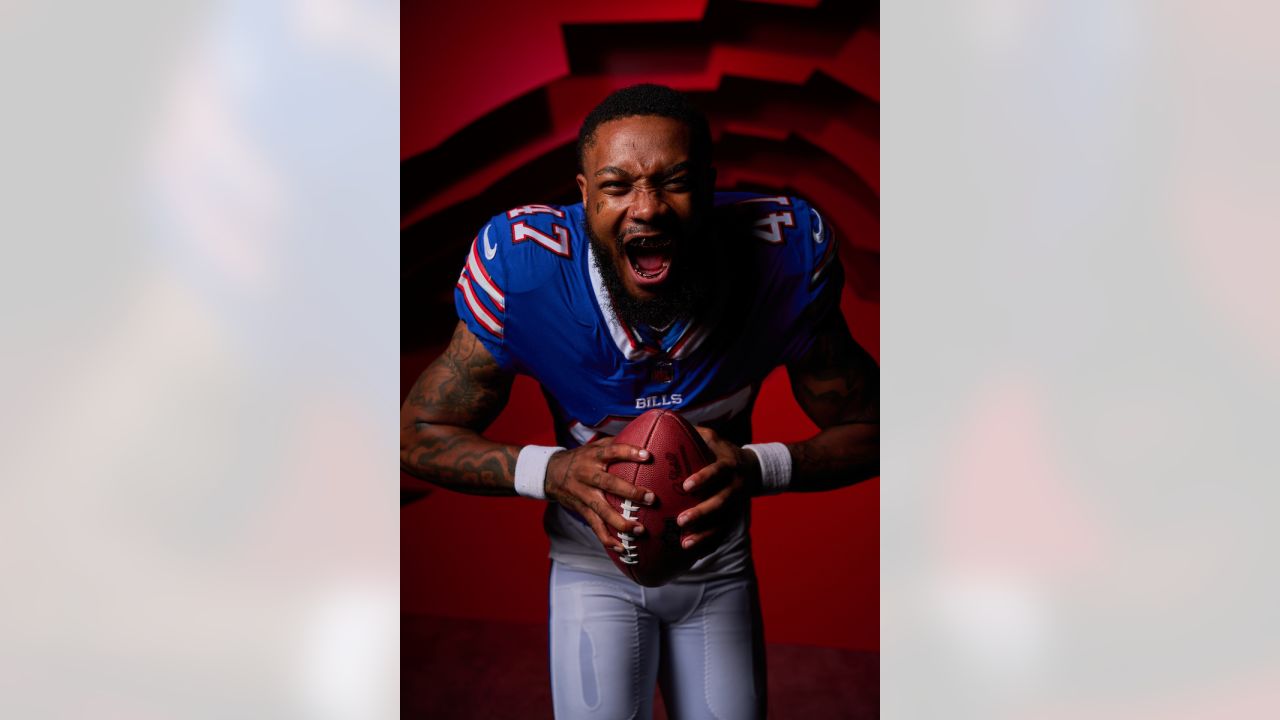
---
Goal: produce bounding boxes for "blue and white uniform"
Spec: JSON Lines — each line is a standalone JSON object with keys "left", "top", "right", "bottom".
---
{"left": 454, "top": 192, "right": 842, "bottom": 719}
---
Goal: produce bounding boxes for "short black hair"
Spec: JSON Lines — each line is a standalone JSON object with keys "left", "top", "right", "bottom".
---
{"left": 576, "top": 84, "right": 713, "bottom": 173}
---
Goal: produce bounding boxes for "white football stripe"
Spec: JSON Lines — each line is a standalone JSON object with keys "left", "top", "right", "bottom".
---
{"left": 681, "top": 385, "right": 753, "bottom": 425}
{"left": 587, "top": 243, "right": 655, "bottom": 361}
{"left": 812, "top": 238, "right": 838, "bottom": 284}
{"left": 467, "top": 242, "right": 506, "bottom": 309}
{"left": 458, "top": 274, "right": 503, "bottom": 336}
{"left": 670, "top": 323, "right": 710, "bottom": 360}
{"left": 570, "top": 419, "right": 625, "bottom": 446}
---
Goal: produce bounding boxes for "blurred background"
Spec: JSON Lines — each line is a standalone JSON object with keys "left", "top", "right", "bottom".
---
{"left": 0, "top": 0, "right": 398, "bottom": 718}
{"left": 882, "top": 0, "right": 1280, "bottom": 718}
{"left": 400, "top": 0, "right": 879, "bottom": 716}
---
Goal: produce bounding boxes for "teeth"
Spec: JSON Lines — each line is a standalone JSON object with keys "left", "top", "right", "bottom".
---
{"left": 633, "top": 262, "right": 669, "bottom": 279}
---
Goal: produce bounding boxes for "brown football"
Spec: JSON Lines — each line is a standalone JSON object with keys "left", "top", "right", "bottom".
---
{"left": 604, "top": 409, "right": 716, "bottom": 586}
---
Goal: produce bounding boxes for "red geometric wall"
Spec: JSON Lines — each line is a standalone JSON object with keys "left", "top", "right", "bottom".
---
{"left": 402, "top": 0, "right": 879, "bottom": 651}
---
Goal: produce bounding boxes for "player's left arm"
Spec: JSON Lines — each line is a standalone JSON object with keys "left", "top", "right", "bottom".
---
{"left": 778, "top": 307, "right": 879, "bottom": 490}
{"left": 678, "top": 198, "right": 877, "bottom": 547}
{"left": 685, "top": 309, "right": 879, "bottom": 501}
{"left": 676, "top": 314, "right": 878, "bottom": 548}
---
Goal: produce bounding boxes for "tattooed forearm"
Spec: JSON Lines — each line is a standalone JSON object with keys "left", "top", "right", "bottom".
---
{"left": 401, "top": 322, "right": 522, "bottom": 495}
{"left": 780, "top": 311, "right": 880, "bottom": 492}
{"left": 787, "top": 311, "right": 879, "bottom": 427}
{"left": 402, "top": 425, "right": 519, "bottom": 495}
{"left": 785, "top": 423, "right": 878, "bottom": 492}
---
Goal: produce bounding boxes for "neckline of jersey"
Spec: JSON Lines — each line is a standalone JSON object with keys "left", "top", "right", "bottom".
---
{"left": 586, "top": 236, "right": 708, "bottom": 361}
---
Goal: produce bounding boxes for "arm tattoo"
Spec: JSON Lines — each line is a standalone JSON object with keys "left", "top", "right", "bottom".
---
{"left": 401, "top": 322, "right": 519, "bottom": 495}
{"left": 788, "top": 312, "right": 879, "bottom": 428}
{"left": 783, "top": 312, "right": 880, "bottom": 491}
{"left": 785, "top": 424, "right": 878, "bottom": 491}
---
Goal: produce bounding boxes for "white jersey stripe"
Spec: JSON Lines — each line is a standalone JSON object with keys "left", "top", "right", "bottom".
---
{"left": 587, "top": 243, "right": 655, "bottom": 361}
{"left": 458, "top": 273, "right": 504, "bottom": 336}
{"left": 812, "top": 232, "right": 838, "bottom": 284}
{"left": 657, "top": 316, "right": 694, "bottom": 355}
{"left": 467, "top": 241, "right": 506, "bottom": 309}
{"left": 670, "top": 322, "right": 711, "bottom": 360}
{"left": 569, "top": 421, "right": 612, "bottom": 446}
{"left": 682, "top": 385, "right": 753, "bottom": 425}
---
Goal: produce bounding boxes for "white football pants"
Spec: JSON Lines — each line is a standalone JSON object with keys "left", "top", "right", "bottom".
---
{"left": 549, "top": 561, "right": 766, "bottom": 719}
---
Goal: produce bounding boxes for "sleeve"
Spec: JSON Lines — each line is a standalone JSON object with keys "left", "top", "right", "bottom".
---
{"left": 780, "top": 197, "right": 845, "bottom": 364}
{"left": 453, "top": 214, "right": 516, "bottom": 371}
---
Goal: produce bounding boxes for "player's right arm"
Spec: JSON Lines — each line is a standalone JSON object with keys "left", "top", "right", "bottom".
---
{"left": 400, "top": 320, "right": 520, "bottom": 495}
{"left": 400, "top": 320, "right": 653, "bottom": 549}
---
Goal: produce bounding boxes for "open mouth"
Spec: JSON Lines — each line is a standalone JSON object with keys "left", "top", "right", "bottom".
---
{"left": 623, "top": 235, "right": 674, "bottom": 287}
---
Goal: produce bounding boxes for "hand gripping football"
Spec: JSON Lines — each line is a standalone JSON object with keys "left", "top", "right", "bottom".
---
{"left": 604, "top": 409, "right": 716, "bottom": 586}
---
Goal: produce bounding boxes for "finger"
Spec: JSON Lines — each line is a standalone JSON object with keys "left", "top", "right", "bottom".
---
{"left": 580, "top": 502, "right": 623, "bottom": 552}
{"left": 694, "top": 426, "right": 718, "bottom": 443}
{"left": 681, "top": 527, "right": 719, "bottom": 550}
{"left": 682, "top": 461, "right": 727, "bottom": 493}
{"left": 583, "top": 491, "right": 646, "bottom": 537}
{"left": 676, "top": 490, "right": 728, "bottom": 528}
{"left": 593, "top": 442, "right": 651, "bottom": 464}
{"left": 592, "top": 472, "right": 656, "bottom": 506}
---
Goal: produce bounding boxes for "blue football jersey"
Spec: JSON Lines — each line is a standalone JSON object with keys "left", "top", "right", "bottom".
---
{"left": 455, "top": 192, "right": 842, "bottom": 446}
{"left": 453, "top": 192, "right": 843, "bottom": 580}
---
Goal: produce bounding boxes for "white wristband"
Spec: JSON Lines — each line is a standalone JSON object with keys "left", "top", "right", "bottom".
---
{"left": 513, "top": 445, "right": 564, "bottom": 500}
{"left": 743, "top": 442, "right": 792, "bottom": 494}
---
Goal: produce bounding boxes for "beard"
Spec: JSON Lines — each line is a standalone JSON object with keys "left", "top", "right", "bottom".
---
{"left": 585, "top": 218, "right": 710, "bottom": 331}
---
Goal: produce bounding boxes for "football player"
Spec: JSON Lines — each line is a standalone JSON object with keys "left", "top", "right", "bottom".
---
{"left": 401, "top": 84, "right": 879, "bottom": 719}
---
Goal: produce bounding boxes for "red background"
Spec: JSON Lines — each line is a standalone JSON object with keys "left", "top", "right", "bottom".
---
{"left": 402, "top": 0, "right": 879, "bottom": 652}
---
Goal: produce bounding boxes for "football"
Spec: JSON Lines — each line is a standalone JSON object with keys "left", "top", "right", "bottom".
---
{"left": 604, "top": 409, "right": 716, "bottom": 586}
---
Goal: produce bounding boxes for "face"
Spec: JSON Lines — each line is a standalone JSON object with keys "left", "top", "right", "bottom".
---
{"left": 577, "top": 115, "right": 712, "bottom": 324}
